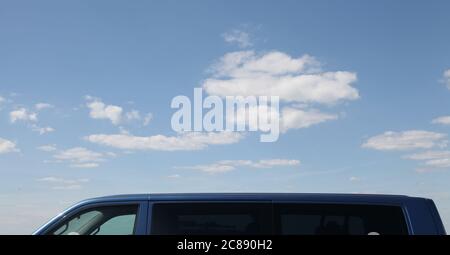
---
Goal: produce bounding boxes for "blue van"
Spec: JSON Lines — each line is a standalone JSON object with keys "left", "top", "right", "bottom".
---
{"left": 33, "top": 193, "right": 446, "bottom": 235}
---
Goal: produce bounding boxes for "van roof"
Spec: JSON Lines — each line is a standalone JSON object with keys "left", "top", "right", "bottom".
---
{"left": 83, "top": 193, "right": 425, "bottom": 204}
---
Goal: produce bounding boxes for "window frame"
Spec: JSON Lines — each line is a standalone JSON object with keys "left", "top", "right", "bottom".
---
{"left": 42, "top": 201, "right": 149, "bottom": 235}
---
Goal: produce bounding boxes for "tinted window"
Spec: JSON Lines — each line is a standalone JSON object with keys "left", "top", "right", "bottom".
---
{"left": 151, "top": 203, "right": 271, "bottom": 235}
{"left": 274, "top": 204, "right": 408, "bottom": 235}
{"left": 50, "top": 205, "right": 138, "bottom": 235}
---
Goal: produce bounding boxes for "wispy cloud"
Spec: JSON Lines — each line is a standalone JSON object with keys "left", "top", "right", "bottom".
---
{"left": 71, "top": 163, "right": 100, "bottom": 169}
{"left": 37, "top": 177, "right": 89, "bottom": 190}
{"left": 405, "top": 150, "right": 450, "bottom": 171}
{"left": 86, "top": 131, "right": 243, "bottom": 151}
{"left": 143, "top": 113, "right": 153, "bottom": 126}
{"left": 37, "top": 144, "right": 57, "bottom": 152}
{"left": 125, "top": 110, "right": 140, "bottom": 121}
{"left": 222, "top": 29, "right": 253, "bottom": 48}
{"left": 175, "top": 159, "right": 300, "bottom": 174}
{"left": 432, "top": 116, "right": 450, "bottom": 125}
{"left": 31, "top": 125, "right": 55, "bottom": 135}
{"left": 443, "top": 69, "right": 450, "bottom": 89}
{"left": 349, "top": 176, "right": 361, "bottom": 182}
{"left": 51, "top": 147, "right": 111, "bottom": 168}
{"left": 35, "top": 103, "right": 54, "bottom": 111}
{"left": 362, "top": 130, "right": 448, "bottom": 151}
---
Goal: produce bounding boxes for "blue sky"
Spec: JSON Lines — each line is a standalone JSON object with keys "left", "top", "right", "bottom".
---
{"left": 1, "top": 0, "right": 450, "bottom": 234}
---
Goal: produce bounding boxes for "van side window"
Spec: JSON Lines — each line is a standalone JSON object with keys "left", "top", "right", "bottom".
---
{"left": 50, "top": 205, "right": 139, "bottom": 235}
{"left": 151, "top": 203, "right": 271, "bottom": 235}
{"left": 274, "top": 204, "right": 408, "bottom": 235}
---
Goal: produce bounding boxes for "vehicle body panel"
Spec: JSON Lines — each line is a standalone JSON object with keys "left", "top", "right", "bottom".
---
{"left": 33, "top": 193, "right": 446, "bottom": 235}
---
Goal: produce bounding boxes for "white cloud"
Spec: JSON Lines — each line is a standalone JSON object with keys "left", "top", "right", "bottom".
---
{"left": 405, "top": 150, "right": 450, "bottom": 169}
{"left": 0, "top": 138, "right": 19, "bottom": 154}
{"left": 201, "top": 50, "right": 357, "bottom": 136}
{"left": 85, "top": 132, "right": 244, "bottom": 151}
{"left": 404, "top": 150, "right": 450, "bottom": 161}
{"left": 70, "top": 163, "right": 100, "bottom": 169}
{"left": 31, "top": 125, "right": 55, "bottom": 135}
{"left": 362, "top": 130, "right": 448, "bottom": 151}
{"left": 204, "top": 51, "right": 358, "bottom": 105}
{"left": 9, "top": 108, "right": 38, "bottom": 123}
{"left": 432, "top": 116, "right": 450, "bottom": 125}
{"left": 53, "top": 147, "right": 108, "bottom": 168}
{"left": 222, "top": 29, "right": 252, "bottom": 48}
{"left": 281, "top": 107, "right": 338, "bottom": 132}
{"left": 35, "top": 103, "right": 54, "bottom": 111}
{"left": 54, "top": 147, "right": 104, "bottom": 163}
{"left": 85, "top": 96, "right": 150, "bottom": 126}
{"left": 86, "top": 97, "right": 123, "bottom": 125}
{"left": 37, "top": 177, "right": 89, "bottom": 190}
{"left": 176, "top": 159, "right": 300, "bottom": 174}
{"left": 443, "top": 69, "right": 450, "bottom": 89}
{"left": 9, "top": 107, "right": 55, "bottom": 135}
{"left": 167, "top": 174, "right": 181, "bottom": 179}
{"left": 37, "top": 144, "right": 57, "bottom": 152}
{"left": 223, "top": 101, "right": 336, "bottom": 134}
{"left": 0, "top": 96, "right": 5, "bottom": 104}
{"left": 349, "top": 176, "right": 361, "bottom": 182}
{"left": 126, "top": 110, "right": 141, "bottom": 121}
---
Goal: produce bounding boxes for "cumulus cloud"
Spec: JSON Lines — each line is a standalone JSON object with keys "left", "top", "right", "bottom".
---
{"left": 228, "top": 105, "right": 338, "bottom": 134}
{"left": 432, "top": 116, "right": 450, "bottom": 125}
{"left": 37, "top": 177, "right": 89, "bottom": 190}
{"left": 53, "top": 147, "right": 109, "bottom": 168}
{"left": 85, "top": 96, "right": 151, "bottom": 126}
{"left": 85, "top": 132, "right": 243, "bottom": 151}
{"left": 203, "top": 51, "right": 358, "bottom": 105}
{"left": 222, "top": 29, "right": 252, "bottom": 48}
{"left": 443, "top": 69, "right": 450, "bottom": 89}
{"left": 0, "top": 138, "right": 19, "bottom": 154}
{"left": 9, "top": 108, "right": 38, "bottom": 123}
{"left": 201, "top": 50, "right": 358, "bottom": 135}
{"left": 86, "top": 97, "right": 123, "bottom": 125}
{"left": 362, "top": 130, "right": 448, "bottom": 151}
{"left": 176, "top": 159, "right": 300, "bottom": 174}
